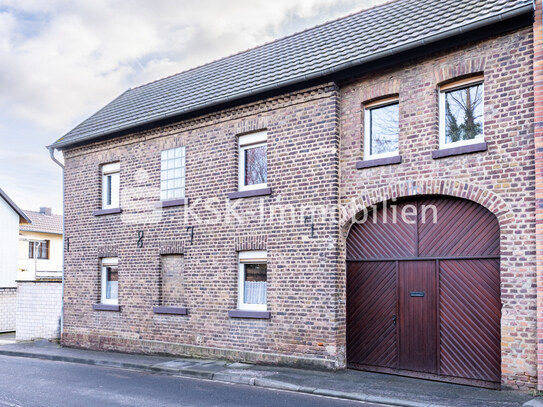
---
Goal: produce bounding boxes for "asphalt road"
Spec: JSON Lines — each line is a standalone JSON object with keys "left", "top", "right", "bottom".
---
{"left": 0, "top": 356, "right": 377, "bottom": 407}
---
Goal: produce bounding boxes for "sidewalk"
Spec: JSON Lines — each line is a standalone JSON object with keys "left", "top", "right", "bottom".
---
{"left": 0, "top": 338, "right": 537, "bottom": 407}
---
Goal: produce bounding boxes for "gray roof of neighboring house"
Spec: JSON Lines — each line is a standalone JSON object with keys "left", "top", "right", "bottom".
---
{"left": 0, "top": 188, "right": 31, "bottom": 224}
{"left": 19, "top": 210, "right": 62, "bottom": 235}
{"left": 51, "top": 0, "right": 533, "bottom": 150}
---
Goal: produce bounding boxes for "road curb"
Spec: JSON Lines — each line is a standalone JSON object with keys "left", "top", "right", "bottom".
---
{"left": 0, "top": 349, "right": 151, "bottom": 371}
{"left": 523, "top": 398, "right": 543, "bottom": 407}
{"left": 0, "top": 349, "right": 509, "bottom": 407}
{"left": 210, "top": 373, "right": 442, "bottom": 407}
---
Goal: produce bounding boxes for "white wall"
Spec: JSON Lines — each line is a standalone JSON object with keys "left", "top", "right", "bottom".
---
{"left": 0, "top": 198, "right": 19, "bottom": 288}
{"left": 16, "top": 281, "right": 62, "bottom": 340}
{"left": 18, "top": 231, "right": 62, "bottom": 280}
{"left": 0, "top": 288, "right": 16, "bottom": 332}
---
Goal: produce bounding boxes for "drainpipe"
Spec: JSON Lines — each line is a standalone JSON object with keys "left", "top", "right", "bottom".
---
{"left": 47, "top": 146, "right": 64, "bottom": 338}
{"left": 533, "top": 0, "right": 543, "bottom": 391}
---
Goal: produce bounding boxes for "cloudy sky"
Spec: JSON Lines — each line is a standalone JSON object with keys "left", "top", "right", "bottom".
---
{"left": 0, "top": 0, "right": 383, "bottom": 214}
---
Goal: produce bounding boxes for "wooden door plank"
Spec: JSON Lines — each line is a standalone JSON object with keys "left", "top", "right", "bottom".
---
{"left": 439, "top": 259, "right": 501, "bottom": 382}
{"left": 347, "top": 261, "right": 397, "bottom": 368}
{"left": 398, "top": 260, "right": 437, "bottom": 373}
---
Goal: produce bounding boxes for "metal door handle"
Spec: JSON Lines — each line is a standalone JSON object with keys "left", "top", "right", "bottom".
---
{"left": 392, "top": 314, "right": 397, "bottom": 326}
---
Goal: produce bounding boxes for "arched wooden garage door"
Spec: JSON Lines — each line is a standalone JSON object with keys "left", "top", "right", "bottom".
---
{"left": 346, "top": 196, "right": 501, "bottom": 387}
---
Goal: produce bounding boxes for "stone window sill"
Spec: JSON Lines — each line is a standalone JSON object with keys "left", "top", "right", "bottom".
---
{"left": 228, "top": 309, "right": 271, "bottom": 319}
{"left": 153, "top": 306, "right": 188, "bottom": 315}
{"left": 431, "top": 142, "right": 487, "bottom": 159}
{"left": 155, "top": 198, "right": 189, "bottom": 208}
{"left": 93, "top": 304, "right": 120, "bottom": 311}
{"left": 228, "top": 188, "right": 272, "bottom": 200}
{"left": 93, "top": 208, "right": 122, "bottom": 216}
{"left": 356, "top": 155, "right": 401, "bottom": 169}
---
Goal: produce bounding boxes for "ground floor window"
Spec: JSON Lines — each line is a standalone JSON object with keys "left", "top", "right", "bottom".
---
{"left": 101, "top": 257, "right": 118, "bottom": 305}
{"left": 238, "top": 251, "right": 267, "bottom": 311}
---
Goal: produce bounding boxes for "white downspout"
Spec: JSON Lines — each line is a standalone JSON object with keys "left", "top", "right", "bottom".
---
{"left": 47, "top": 146, "right": 64, "bottom": 337}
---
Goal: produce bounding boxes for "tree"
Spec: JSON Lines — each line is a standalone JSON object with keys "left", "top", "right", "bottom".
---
{"left": 445, "top": 99, "right": 461, "bottom": 143}
{"left": 445, "top": 84, "right": 483, "bottom": 143}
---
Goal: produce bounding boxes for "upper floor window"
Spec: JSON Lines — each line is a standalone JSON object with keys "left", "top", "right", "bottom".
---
{"left": 28, "top": 240, "right": 49, "bottom": 260}
{"left": 238, "top": 250, "right": 267, "bottom": 311}
{"left": 101, "top": 162, "right": 120, "bottom": 209}
{"left": 364, "top": 97, "right": 399, "bottom": 160}
{"left": 439, "top": 76, "right": 484, "bottom": 149}
{"left": 101, "top": 257, "right": 118, "bottom": 305}
{"left": 238, "top": 131, "right": 267, "bottom": 191}
{"left": 160, "top": 147, "right": 186, "bottom": 201}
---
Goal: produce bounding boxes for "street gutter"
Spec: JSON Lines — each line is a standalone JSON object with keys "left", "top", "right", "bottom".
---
{"left": 0, "top": 347, "right": 505, "bottom": 407}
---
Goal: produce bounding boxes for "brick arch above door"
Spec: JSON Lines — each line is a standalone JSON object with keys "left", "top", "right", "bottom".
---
{"left": 346, "top": 196, "right": 500, "bottom": 261}
{"left": 340, "top": 179, "right": 513, "bottom": 234}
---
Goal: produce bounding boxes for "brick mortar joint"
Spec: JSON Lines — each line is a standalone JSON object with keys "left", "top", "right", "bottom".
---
{"left": 63, "top": 82, "right": 339, "bottom": 159}
{"left": 61, "top": 332, "right": 339, "bottom": 367}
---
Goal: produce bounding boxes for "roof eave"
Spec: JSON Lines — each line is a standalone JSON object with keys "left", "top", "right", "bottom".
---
{"left": 50, "top": 2, "right": 534, "bottom": 151}
{"left": 20, "top": 229, "right": 62, "bottom": 235}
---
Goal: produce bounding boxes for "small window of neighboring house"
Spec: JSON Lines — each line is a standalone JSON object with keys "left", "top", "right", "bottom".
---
{"left": 28, "top": 240, "right": 49, "bottom": 260}
{"left": 364, "top": 97, "right": 399, "bottom": 160}
{"left": 238, "top": 132, "right": 267, "bottom": 191}
{"left": 101, "top": 257, "right": 119, "bottom": 305}
{"left": 238, "top": 251, "right": 267, "bottom": 311}
{"left": 101, "top": 162, "right": 120, "bottom": 209}
{"left": 160, "top": 147, "right": 186, "bottom": 201}
{"left": 439, "top": 76, "right": 484, "bottom": 149}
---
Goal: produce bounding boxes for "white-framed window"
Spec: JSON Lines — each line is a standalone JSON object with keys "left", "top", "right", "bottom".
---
{"left": 160, "top": 147, "right": 186, "bottom": 201}
{"left": 28, "top": 240, "right": 49, "bottom": 260}
{"left": 101, "top": 257, "right": 118, "bottom": 305}
{"left": 101, "top": 162, "right": 120, "bottom": 209}
{"left": 238, "top": 250, "right": 267, "bottom": 311}
{"left": 238, "top": 131, "right": 267, "bottom": 191}
{"left": 364, "top": 97, "right": 399, "bottom": 160}
{"left": 439, "top": 75, "right": 484, "bottom": 149}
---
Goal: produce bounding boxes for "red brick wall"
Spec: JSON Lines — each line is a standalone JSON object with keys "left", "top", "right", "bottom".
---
{"left": 61, "top": 23, "right": 537, "bottom": 389}
{"left": 62, "top": 84, "right": 343, "bottom": 369}
{"left": 339, "top": 26, "right": 536, "bottom": 389}
{"left": 534, "top": 0, "right": 543, "bottom": 392}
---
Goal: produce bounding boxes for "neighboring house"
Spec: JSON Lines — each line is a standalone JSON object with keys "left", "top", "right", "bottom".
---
{"left": 0, "top": 189, "right": 30, "bottom": 288}
{"left": 0, "top": 188, "right": 30, "bottom": 332}
{"left": 48, "top": 0, "right": 543, "bottom": 391}
{"left": 18, "top": 207, "right": 63, "bottom": 281}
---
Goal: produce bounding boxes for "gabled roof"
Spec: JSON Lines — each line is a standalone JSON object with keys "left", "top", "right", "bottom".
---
{"left": 0, "top": 188, "right": 31, "bottom": 224}
{"left": 51, "top": 0, "right": 533, "bottom": 150}
{"left": 20, "top": 210, "right": 62, "bottom": 235}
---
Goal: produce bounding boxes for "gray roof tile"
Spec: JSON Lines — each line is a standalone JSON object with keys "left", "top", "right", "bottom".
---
{"left": 20, "top": 210, "right": 63, "bottom": 235}
{"left": 51, "top": 0, "right": 533, "bottom": 149}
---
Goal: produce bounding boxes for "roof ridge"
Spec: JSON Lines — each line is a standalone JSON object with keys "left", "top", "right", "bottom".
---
{"left": 23, "top": 209, "right": 61, "bottom": 216}
{"left": 128, "top": 0, "right": 406, "bottom": 92}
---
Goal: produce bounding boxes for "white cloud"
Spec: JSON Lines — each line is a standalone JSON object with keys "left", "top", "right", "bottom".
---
{"left": 0, "top": 0, "right": 382, "bottom": 131}
{"left": 0, "top": 0, "right": 384, "bottom": 213}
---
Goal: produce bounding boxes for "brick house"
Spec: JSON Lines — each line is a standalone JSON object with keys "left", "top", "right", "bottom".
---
{"left": 48, "top": 0, "right": 543, "bottom": 390}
